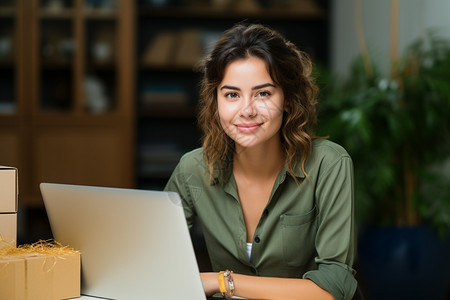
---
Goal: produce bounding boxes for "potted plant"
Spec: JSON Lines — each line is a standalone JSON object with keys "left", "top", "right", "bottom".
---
{"left": 315, "top": 33, "right": 450, "bottom": 300}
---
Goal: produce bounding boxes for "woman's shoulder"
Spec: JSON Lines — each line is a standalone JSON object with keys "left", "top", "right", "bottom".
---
{"left": 303, "top": 138, "right": 352, "bottom": 179}
{"left": 305, "top": 138, "right": 352, "bottom": 173}
{"left": 312, "top": 138, "right": 350, "bottom": 159}
{"left": 180, "top": 147, "right": 204, "bottom": 159}
{"left": 177, "top": 147, "right": 207, "bottom": 170}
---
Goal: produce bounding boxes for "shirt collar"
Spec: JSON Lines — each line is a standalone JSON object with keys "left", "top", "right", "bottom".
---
{"left": 211, "top": 153, "right": 306, "bottom": 186}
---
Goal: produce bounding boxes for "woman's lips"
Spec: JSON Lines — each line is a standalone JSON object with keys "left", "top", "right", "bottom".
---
{"left": 236, "top": 123, "right": 262, "bottom": 133}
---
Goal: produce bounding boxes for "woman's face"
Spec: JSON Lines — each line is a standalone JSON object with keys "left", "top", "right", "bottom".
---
{"left": 217, "top": 56, "right": 285, "bottom": 150}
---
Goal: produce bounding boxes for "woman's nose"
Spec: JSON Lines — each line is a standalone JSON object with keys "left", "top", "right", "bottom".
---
{"left": 240, "top": 97, "right": 257, "bottom": 118}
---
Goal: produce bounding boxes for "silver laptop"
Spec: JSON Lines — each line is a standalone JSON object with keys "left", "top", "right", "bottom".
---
{"left": 40, "top": 183, "right": 207, "bottom": 300}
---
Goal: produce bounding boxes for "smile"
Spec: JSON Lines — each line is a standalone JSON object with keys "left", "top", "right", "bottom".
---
{"left": 235, "top": 123, "right": 262, "bottom": 133}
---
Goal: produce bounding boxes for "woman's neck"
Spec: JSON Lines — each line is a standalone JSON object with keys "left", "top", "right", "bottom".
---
{"left": 234, "top": 140, "right": 284, "bottom": 181}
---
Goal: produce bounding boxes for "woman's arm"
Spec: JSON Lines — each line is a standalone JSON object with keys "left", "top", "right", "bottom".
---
{"left": 200, "top": 272, "right": 334, "bottom": 300}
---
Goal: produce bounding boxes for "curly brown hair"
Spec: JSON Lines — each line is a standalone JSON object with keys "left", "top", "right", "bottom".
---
{"left": 197, "top": 23, "right": 318, "bottom": 183}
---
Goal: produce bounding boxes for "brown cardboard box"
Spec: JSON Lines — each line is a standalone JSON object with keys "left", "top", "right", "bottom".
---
{"left": 0, "top": 256, "right": 25, "bottom": 300}
{"left": 0, "top": 213, "right": 17, "bottom": 249}
{"left": 0, "top": 166, "right": 18, "bottom": 213}
{"left": 0, "top": 252, "right": 81, "bottom": 300}
{"left": 51, "top": 253, "right": 81, "bottom": 299}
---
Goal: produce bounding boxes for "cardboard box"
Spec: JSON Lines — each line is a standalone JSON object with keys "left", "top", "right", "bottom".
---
{"left": 0, "top": 252, "right": 80, "bottom": 300}
{"left": 0, "top": 213, "right": 17, "bottom": 249}
{"left": 0, "top": 256, "right": 25, "bottom": 300}
{"left": 0, "top": 166, "right": 18, "bottom": 213}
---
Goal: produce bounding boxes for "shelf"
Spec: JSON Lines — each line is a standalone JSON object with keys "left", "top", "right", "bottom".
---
{"left": 138, "top": 142, "right": 186, "bottom": 180}
{"left": 0, "top": 59, "right": 15, "bottom": 67}
{"left": 139, "top": 107, "right": 197, "bottom": 118}
{"left": 41, "top": 59, "right": 73, "bottom": 68}
{"left": 39, "top": 8, "right": 75, "bottom": 19}
{"left": 0, "top": 7, "right": 15, "bottom": 17}
{"left": 30, "top": 112, "right": 130, "bottom": 126}
{"left": 139, "top": 64, "right": 198, "bottom": 73}
{"left": 0, "top": 106, "right": 16, "bottom": 116}
{"left": 83, "top": 8, "right": 117, "bottom": 19}
{"left": 86, "top": 61, "right": 116, "bottom": 69}
{"left": 138, "top": 4, "right": 326, "bottom": 20}
{"left": 0, "top": 114, "right": 19, "bottom": 124}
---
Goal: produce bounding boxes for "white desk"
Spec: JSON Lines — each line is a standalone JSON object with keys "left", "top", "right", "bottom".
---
{"left": 70, "top": 296, "right": 112, "bottom": 300}
{"left": 70, "top": 295, "right": 246, "bottom": 299}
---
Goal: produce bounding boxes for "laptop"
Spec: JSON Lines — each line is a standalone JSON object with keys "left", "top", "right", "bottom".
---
{"left": 40, "top": 183, "right": 207, "bottom": 300}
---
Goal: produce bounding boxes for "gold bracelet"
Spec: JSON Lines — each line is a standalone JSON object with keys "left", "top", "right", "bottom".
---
{"left": 218, "top": 271, "right": 227, "bottom": 295}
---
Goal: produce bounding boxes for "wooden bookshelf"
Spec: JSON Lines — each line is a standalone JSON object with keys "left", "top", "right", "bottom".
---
{"left": 0, "top": 0, "right": 135, "bottom": 206}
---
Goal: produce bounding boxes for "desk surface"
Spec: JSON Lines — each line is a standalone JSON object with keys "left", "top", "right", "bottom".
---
{"left": 71, "top": 297, "right": 113, "bottom": 300}
{"left": 70, "top": 297, "right": 108, "bottom": 300}
{"left": 71, "top": 295, "right": 245, "bottom": 300}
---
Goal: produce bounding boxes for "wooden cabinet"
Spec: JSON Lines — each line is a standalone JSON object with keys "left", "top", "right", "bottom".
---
{"left": 0, "top": 0, "right": 135, "bottom": 206}
{"left": 135, "top": 0, "right": 329, "bottom": 189}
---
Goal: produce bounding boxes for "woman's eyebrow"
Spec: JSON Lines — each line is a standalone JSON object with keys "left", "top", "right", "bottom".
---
{"left": 219, "top": 83, "right": 275, "bottom": 91}
{"left": 220, "top": 85, "right": 240, "bottom": 91}
{"left": 252, "top": 83, "right": 276, "bottom": 90}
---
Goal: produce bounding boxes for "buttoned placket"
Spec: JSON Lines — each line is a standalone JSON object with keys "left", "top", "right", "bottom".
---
{"left": 223, "top": 167, "right": 289, "bottom": 273}
{"left": 250, "top": 169, "right": 287, "bottom": 267}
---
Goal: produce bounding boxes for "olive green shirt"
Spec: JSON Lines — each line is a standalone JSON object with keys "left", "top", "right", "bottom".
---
{"left": 164, "top": 138, "right": 357, "bottom": 300}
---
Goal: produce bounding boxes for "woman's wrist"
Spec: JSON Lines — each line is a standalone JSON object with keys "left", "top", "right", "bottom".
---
{"left": 200, "top": 272, "right": 221, "bottom": 297}
{"left": 200, "top": 270, "right": 235, "bottom": 298}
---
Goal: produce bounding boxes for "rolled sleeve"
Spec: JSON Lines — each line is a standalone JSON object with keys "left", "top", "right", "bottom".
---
{"left": 304, "top": 262, "right": 357, "bottom": 300}
{"left": 305, "top": 152, "right": 357, "bottom": 300}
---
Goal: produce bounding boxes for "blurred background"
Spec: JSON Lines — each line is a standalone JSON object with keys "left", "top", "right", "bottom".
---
{"left": 1, "top": 0, "right": 450, "bottom": 299}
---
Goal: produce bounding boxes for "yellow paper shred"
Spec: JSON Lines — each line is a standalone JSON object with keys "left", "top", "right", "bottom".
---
{"left": 1, "top": 237, "right": 80, "bottom": 257}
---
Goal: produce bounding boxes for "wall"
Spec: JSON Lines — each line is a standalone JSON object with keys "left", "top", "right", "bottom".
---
{"left": 331, "top": 0, "right": 450, "bottom": 77}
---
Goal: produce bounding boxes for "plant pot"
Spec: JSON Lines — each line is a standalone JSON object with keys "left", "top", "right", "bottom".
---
{"left": 357, "top": 226, "right": 450, "bottom": 300}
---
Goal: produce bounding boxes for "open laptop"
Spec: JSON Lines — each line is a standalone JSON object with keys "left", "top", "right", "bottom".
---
{"left": 40, "top": 183, "right": 207, "bottom": 300}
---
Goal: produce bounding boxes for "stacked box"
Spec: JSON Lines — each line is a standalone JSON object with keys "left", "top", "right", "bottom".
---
{"left": 0, "top": 252, "right": 81, "bottom": 300}
{"left": 0, "top": 166, "right": 18, "bottom": 248}
{"left": 0, "top": 166, "right": 81, "bottom": 300}
{"left": 0, "top": 167, "right": 81, "bottom": 299}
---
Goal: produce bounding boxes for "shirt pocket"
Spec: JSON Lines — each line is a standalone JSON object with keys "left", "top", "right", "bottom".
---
{"left": 280, "top": 206, "right": 318, "bottom": 267}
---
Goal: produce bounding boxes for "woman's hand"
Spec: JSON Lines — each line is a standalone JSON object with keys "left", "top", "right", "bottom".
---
{"left": 200, "top": 272, "right": 220, "bottom": 297}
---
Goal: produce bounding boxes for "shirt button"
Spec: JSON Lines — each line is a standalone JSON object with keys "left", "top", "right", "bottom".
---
{"left": 254, "top": 236, "right": 260, "bottom": 243}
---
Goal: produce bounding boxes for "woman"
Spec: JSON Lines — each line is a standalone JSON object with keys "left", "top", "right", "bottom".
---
{"left": 164, "top": 23, "right": 357, "bottom": 300}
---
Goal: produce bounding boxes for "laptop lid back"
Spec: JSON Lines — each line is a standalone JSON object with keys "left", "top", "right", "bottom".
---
{"left": 40, "top": 183, "right": 206, "bottom": 300}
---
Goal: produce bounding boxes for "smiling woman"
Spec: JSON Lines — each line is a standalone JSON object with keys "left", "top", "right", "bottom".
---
{"left": 217, "top": 56, "right": 285, "bottom": 150}
{"left": 164, "top": 23, "right": 358, "bottom": 300}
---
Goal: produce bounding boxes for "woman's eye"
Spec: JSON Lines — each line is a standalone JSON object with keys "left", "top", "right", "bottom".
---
{"left": 225, "top": 92, "right": 239, "bottom": 99}
{"left": 257, "top": 91, "right": 271, "bottom": 98}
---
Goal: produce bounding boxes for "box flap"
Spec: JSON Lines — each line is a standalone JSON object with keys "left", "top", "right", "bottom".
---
{"left": 0, "top": 166, "right": 18, "bottom": 213}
